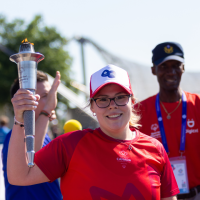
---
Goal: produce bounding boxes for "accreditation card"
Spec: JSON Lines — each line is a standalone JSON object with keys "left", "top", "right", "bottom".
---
{"left": 169, "top": 156, "right": 189, "bottom": 194}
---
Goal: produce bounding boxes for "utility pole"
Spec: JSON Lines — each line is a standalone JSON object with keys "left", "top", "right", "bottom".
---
{"left": 74, "top": 37, "right": 87, "bottom": 86}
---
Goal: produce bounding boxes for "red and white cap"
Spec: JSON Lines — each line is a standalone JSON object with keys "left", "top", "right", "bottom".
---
{"left": 90, "top": 64, "right": 133, "bottom": 98}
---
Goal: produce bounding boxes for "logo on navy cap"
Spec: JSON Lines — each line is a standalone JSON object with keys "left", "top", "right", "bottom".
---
{"left": 101, "top": 70, "right": 116, "bottom": 78}
{"left": 164, "top": 45, "right": 173, "bottom": 54}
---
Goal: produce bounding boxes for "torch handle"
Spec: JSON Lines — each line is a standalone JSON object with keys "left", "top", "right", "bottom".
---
{"left": 24, "top": 109, "right": 35, "bottom": 168}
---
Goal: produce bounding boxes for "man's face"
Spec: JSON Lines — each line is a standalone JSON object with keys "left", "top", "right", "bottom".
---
{"left": 35, "top": 81, "right": 51, "bottom": 120}
{"left": 151, "top": 60, "right": 185, "bottom": 91}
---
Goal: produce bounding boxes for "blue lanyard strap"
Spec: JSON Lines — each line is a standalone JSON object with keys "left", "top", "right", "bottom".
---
{"left": 155, "top": 92, "right": 187, "bottom": 153}
{"left": 180, "top": 92, "right": 187, "bottom": 151}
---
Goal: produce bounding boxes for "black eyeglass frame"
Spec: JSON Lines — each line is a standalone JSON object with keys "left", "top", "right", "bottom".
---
{"left": 92, "top": 94, "right": 132, "bottom": 108}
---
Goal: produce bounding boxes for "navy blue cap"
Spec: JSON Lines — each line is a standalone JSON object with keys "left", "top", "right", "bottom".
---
{"left": 152, "top": 42, "right": 184, "bottom": 66}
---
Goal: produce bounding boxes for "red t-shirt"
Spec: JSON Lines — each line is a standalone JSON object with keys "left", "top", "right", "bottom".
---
{"left": 138, "top": 91, "right": 200, "bottom": 189}
{"left": 34, "top": 128, "right": 179, "bottom": 200}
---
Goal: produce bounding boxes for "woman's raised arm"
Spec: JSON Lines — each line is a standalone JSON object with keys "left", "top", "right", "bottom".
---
{"left": 7, "top": 88, "right": 49, "bottom": 185}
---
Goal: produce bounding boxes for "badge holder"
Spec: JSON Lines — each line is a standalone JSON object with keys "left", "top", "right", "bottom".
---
{"left": 170, "top": 154, "right": 189, "bottom": 194}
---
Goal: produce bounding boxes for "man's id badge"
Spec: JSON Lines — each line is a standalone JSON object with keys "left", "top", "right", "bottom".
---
{"left": 170, "top": 156, "right": 189, "bottom": 194}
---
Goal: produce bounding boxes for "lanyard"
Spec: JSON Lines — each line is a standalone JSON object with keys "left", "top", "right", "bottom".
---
{"left": 155, "top": 92, "right": 187, "bottom": 154}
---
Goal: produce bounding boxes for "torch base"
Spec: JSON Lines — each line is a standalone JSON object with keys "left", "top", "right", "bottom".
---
{"left": 26, "top": 151, "right": 35, "bottom": 168}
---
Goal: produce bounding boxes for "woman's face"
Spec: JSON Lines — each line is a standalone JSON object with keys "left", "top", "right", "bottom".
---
{"left": 91, "top": 84, "right": 132, "bottom": 139}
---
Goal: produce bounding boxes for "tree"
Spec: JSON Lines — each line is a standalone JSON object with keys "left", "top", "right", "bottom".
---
{"left": 0, "top": 15, "right": 72, "bottom": 107}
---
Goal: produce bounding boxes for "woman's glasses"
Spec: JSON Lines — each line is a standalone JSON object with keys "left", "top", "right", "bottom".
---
{"left": 92, "top": 94, "right": 132, "bottom": 108}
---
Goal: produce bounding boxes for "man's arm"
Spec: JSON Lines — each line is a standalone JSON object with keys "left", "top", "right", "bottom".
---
{"left": 34, "top": 110, "right": 56, "bottom": 151}
{"left": 34, "top": 72, "right": 60, "bottom": 151}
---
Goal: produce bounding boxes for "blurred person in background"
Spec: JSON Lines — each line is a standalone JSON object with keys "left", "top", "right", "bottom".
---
{"left": 49, "top": 119, "right": 62, "bottom": 139}
{"left": 2, "top": 70, "right": 62, "bottom": 200}
{"left": 0, "top": 116, "right": 10, "bottom": 200}
{"left": 0, "top": 115, "right": 10, "bottom": 144}
{"left": 138, "top": 42, "right": 200, "bottom": 200}
{"left": 7, "top": 64, "right": 179, "bottom": 200}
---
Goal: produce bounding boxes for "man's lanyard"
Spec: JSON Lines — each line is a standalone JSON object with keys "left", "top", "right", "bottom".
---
{"left": 155, "top": 92, "right": 187, "bottom": 154}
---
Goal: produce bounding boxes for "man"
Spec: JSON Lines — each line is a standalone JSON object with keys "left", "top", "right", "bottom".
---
{"left": 2, "top": 70, "right": 62, "bottom": 200}
{"left": 138, "top": 42, "right": 200, "bottom": 200}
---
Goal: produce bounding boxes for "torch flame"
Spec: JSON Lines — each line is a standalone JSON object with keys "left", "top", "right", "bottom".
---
{"left": 21, "top": 38, "right": 34, "bottom": 45}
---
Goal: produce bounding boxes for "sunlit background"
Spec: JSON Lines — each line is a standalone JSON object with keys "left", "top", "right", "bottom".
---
{"left": 1, "top": 0, "right": 200, "bottom": 85}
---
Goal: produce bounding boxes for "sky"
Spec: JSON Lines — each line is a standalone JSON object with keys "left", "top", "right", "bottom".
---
{"left": 1, "top": 0, "right": 200, "bottom": 87}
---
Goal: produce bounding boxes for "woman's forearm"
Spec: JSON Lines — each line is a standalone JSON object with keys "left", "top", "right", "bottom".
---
{"left": 7, "top": 124, "right": 30, "bottom": 185}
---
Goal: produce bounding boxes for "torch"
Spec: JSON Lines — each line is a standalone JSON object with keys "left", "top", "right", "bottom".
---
{"left": 10, "top": 38, "right": 44, "bottom": 167}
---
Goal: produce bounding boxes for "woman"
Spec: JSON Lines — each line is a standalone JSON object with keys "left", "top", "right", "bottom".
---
{"left": 7, "top": 65, "right": 179, "bottom": 200}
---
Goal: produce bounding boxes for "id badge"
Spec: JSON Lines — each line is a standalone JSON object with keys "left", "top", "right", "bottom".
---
{"left": 169, "top": 156, "right": 189, "bottom": 194}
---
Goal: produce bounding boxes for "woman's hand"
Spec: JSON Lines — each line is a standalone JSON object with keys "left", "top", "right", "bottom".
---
{"left": 11, "top": 89, "right": 40, "bottom": 123}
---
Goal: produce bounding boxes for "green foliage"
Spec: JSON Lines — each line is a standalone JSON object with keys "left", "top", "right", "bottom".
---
{"left": 0, "top": 15, "right": 72, "bottom": 107}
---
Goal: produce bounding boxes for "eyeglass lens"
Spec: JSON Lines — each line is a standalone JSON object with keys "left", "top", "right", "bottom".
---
{"left": 95, "top": 95, "right": 130, "bottom": 108}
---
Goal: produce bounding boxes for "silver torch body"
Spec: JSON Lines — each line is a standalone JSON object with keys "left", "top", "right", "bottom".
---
{"left": 9, "top": 41, "right": 44, "bottom": 167}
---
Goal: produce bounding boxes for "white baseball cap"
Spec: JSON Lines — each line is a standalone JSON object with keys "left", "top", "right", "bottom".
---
{"left": 90, "top": 64, "right": 133, "bottom": 98}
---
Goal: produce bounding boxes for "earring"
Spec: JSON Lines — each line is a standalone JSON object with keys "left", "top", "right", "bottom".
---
{"left": 93, "top": 113, "right": 96, "bottom": 116}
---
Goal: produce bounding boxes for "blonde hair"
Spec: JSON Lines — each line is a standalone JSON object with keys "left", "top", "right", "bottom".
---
{"left": 129, "top": 96, "right": 141, "bottom": 129}
{"left": 88, "top": 95, "right": 141, "bottom": 129}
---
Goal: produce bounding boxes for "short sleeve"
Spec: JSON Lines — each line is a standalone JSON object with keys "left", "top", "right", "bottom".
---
{"left": 34, "top": 137, "right": 67, "bottom": 182}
